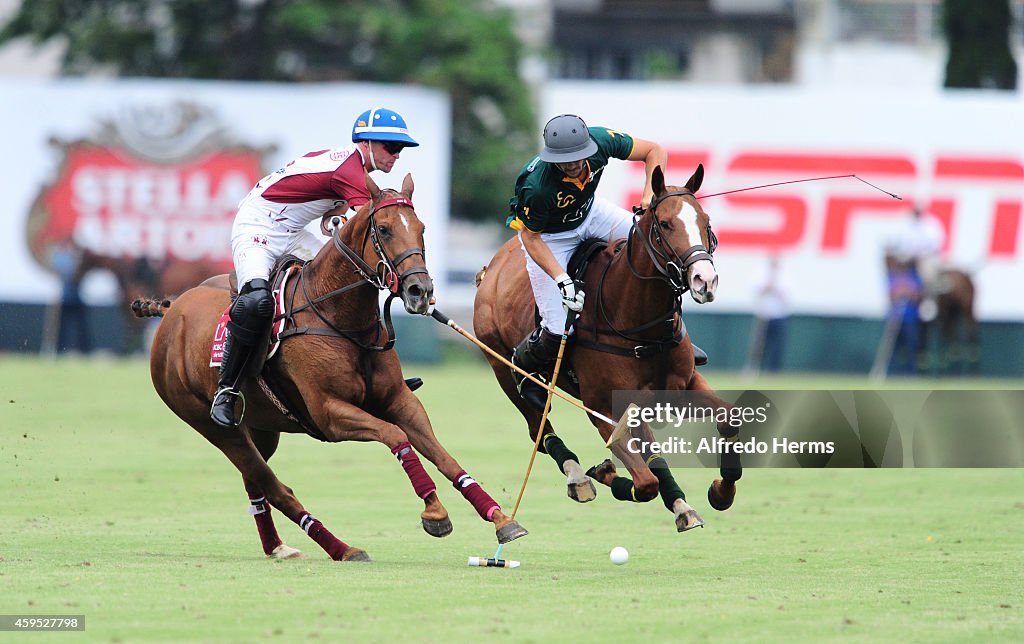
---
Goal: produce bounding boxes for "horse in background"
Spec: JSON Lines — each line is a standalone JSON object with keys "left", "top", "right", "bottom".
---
{"left": 926, "top": 268, "right": 979, "bottom": 375}
{"left": 474, "top": 164, "right": 741, "bottom": 534}
{"left": 133, "top": 173, "right": 526, "bottom": 562}
{"left": 75, "top": 249, "right": 222, "bottom": 354}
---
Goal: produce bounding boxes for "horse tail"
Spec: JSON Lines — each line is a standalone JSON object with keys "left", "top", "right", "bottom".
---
{"left": 131, "top": 297, "right": 172, "bottom": 318}
{"left": 474, "top": 265, "right": 487, "bottom": 287}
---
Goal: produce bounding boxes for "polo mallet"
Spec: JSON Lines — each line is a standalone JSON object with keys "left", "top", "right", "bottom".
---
{"left": 493, "top": 310, "right": 575, "bottom": 560}
{"left": 429, "top": 309, "right": 622, "bottom": 428}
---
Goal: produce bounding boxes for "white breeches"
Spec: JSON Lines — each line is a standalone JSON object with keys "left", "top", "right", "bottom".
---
{"left": 520, "top": 197, "right": 634, "bottom": 334}
{"left": 231, "top": 205, "right": 325, "bottom": 287}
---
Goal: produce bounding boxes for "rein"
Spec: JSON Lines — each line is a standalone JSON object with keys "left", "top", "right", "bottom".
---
{"left": 626, "top": 189, "right": 715, "bottom": 294}
{"left": 277, "top": 192, "right": 427, "bottom": 353}
{"left": 576, "top": 189, "right": 716, "bottom": 359}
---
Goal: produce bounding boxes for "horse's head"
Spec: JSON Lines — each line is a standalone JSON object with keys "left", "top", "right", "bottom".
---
{"left": 362, "top": 173, "right": 434, "bottom": 314}
{"left": 640, "top": 164, "right": 719, "bottom": 303}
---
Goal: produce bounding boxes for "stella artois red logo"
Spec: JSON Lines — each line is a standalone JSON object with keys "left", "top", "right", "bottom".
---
{"left": 26, "top": 101, "right": 274, "bottom": 273}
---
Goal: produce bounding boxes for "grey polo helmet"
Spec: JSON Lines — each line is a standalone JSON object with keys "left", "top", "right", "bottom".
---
{"left": 539, "top": 114, "right": 597, "bottom": 163}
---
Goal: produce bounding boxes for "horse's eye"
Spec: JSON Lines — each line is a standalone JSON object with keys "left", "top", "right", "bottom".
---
{"left": 659, "top": 220, "right": 672, "bottom": 230}
{"left": 377, "top": 225, "right": 391, "bottom": 237}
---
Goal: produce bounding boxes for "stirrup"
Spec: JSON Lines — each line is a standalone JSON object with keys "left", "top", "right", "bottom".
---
{"left": 211, "top": 386, "right": 245, "bottom": 428}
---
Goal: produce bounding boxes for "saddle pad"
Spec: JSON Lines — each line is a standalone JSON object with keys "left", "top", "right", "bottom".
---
{"left": 209, "top": 267, "right": 295, "bottom": 368}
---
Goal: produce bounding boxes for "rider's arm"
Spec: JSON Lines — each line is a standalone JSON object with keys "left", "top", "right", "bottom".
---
{"left": 521, "top": 228, "right": 566, "bottom": 281}
{"left": 627, "top": 138, "right": 668, "bottom": 209}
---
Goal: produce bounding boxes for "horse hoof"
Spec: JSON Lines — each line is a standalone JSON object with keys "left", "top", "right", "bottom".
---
{"left": 673, "top": 500, "right": 705, "bottom": 532}
{"left": 496, "top": 520, "right": 529, "bottom": 544}
{"left": 269, "top": 544, "right": 304, "bottom": 560}
{"left": 422, "top": 516, "right": 454, "bottom": 538}
{"left": 707, "top": 479, "right": 736, "bottom": 511}
{"left": 585, "top": 459, "right": 617, "bottom": 487}
{"left": 567, "top": 478, "right": 597, "bottom": 503}
{"left": 341, "top": 547, "right": 371, "bottom": 562}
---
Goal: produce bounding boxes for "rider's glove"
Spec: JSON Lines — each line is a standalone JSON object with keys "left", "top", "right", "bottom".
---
{"left": 555, "top": 273, "right": 585, "bottom": 313}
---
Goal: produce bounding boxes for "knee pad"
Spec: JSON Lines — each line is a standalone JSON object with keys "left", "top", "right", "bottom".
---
{"left": 228, "top": 279, "right": 274, "bottom": 344}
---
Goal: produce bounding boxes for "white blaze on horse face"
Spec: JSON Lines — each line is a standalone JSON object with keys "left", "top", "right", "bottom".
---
{"left": 676, "top": 200, "right": 718, "bottom": 303}
{"left": 399, "top": 212, "right": 410, "bottom": 233}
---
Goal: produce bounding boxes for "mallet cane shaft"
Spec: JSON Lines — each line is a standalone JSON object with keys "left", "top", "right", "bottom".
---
{"left": 429, "top": 308, "right": 617, "bottom": 426}
{"left": 508, "top": 311, "right": 576, "bottom": 521}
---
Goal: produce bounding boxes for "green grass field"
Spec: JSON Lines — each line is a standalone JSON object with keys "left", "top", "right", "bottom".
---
{"left": 1, "top": 356, "right": 1022, "bottom": 643}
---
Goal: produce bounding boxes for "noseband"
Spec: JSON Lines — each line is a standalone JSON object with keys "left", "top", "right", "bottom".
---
{"left": 332, "top": 195, "right": 428, "bottom": 294}
{"left": 628, "top": 189, "right": 716, "bottom": 294}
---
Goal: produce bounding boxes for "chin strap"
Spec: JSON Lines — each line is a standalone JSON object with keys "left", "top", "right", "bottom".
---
{"left": 367, "top": 141, "right": 378, "bottom": 172}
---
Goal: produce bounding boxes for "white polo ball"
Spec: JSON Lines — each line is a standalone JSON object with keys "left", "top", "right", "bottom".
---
{"left": 609, "top": 546, "right": 629, "bottom": 565}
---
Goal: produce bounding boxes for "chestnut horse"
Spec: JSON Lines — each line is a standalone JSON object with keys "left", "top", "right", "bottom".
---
{"left": 136, "top": 174, "right": 526, "bottom": 562}
{"left": 474, "top": 165, "right": 741, "bottom": 533}
{"left": 931, "top": 269, "right": 979, "bottom": 374}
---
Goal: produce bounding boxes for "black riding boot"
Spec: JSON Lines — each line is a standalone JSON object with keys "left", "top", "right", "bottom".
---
{"left": 511, "top": 327, "right": 563, "bottom": 411}
{"left": 210, "top": 278, "right": 274, "bottom": 428}
{"left": 210, "top": 331, "right": 256, "bottom": 428}
{"left": 693, "top": 344, "right": 708, "bottom": 366}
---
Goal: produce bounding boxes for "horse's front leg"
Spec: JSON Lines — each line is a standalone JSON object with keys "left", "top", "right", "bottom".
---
{"left": 382, "top": 388, "right": 528, "bottom": 545}
{"left": 686, "top": 371, "right": 742, "bottom": 511}
{"left": 315, "top": 397, "right": 455, "bottom": 539}
{"left": 592, "top": 417, "right": 705, "bottom": 532}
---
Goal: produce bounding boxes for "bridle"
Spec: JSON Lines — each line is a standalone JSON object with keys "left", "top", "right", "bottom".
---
{"left": 281, "top": 191, "right": 428, "bottom": 353}
{"left": 627, "top": 189, "right": 716, "bottom": 294}
{"left": 574, "top": 188, "right": 718, "bottom": 360}
{"left": 330, "top": 194, "right": 428, "bottom": 295}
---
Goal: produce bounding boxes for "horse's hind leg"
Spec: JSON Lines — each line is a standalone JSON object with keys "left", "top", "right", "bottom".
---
{"left": 201, "top": 428, "right": 369, "bottom": 562}
{"left": 242, "top": 430, "right": 302, "bottom": 559}
{"left": 487, "top": 357, "right": 596, "bottom": 503}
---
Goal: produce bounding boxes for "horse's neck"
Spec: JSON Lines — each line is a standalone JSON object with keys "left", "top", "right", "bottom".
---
{"left": 601, "top": 233, "right": 678, "bottom": 328}
{"left": 300, "top": 222, "right": 380, "bottom": 327}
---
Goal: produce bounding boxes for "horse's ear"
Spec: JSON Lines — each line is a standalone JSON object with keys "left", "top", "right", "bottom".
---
{"left": 685, "top": 163, "right": 704, "bottom": 194}
{"left": 401, "top": 173, "right": 414, "bottom": 197}
{"left": 652, "top": 165, "right": 666, "bottom": 195}
{"left": 365, "top": 172, "right": 382, "bottom": 201}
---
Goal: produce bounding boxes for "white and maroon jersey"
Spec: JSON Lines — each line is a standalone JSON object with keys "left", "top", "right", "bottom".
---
{"left": 237, "top": 144, "right": 371, "bottom": 230}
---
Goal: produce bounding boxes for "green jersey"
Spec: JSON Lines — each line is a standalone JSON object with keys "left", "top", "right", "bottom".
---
{"left": 508, "top": 127, "right": 635, "bottom": 233}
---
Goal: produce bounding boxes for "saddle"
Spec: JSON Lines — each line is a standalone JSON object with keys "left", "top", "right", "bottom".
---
{"left": 211, "top": 255, "right": 305, "bottom": 370}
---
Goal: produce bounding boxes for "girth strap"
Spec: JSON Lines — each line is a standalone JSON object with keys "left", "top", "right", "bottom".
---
{"left": 574, "top": 329, "right": 683, "bottom": 360}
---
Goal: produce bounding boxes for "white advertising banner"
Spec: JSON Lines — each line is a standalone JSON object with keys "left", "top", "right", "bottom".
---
{"left": 0, "top": 79, "right": 450, "bottom": 304}
{"left": 544, "top": 84, "right": 1024, "bottom": 320}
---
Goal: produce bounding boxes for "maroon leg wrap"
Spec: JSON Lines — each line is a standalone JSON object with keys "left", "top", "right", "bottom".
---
{"left": 392, "top": 441, "right": 437, "bottom": 499}
{"left": 249, "top": 497, "right": 282, "bottom": 555}
{"left": 453, "top": 470, "right": 500, "bottom": 521}
{"left": 298, "top": 513, "right": 349, "bottom": 561}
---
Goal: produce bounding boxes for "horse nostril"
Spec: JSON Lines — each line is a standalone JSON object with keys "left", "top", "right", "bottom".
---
{"left": 407, "top": 284, "right": 423, "bottom": 298}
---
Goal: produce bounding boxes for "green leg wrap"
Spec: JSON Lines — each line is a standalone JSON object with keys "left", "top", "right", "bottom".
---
{"left": 611, "top": 477, "right": 637, "bottom": 502}
{"left": 649, "top": 456, "right": 685, "bottom": 511}
{"left": 541, "top": 433, "right": 580, "bottom": 474}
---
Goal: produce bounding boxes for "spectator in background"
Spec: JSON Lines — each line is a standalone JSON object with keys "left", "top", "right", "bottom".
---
{"left": 885, "top": 253, "right": 923, "bottom": 376}
{"left": 50, "top": 240, "right": 92, "bottom": 355}
{"left": 744, "top": 256, "right": 789, "bottom": 375}
{"left": 888, "top": 206, "right": 946, "bottom": 298}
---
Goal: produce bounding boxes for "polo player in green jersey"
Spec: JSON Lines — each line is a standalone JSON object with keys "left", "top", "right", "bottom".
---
{"left": 507, "top": 114, "right": 708, "bottom": 410}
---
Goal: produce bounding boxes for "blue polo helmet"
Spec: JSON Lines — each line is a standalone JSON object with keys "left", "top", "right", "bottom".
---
{"left": 351, "top": 108, "right": 419, "bottom": 147}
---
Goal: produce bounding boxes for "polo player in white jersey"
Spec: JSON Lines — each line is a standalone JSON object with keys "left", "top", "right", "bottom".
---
{"left": 210, "top": 108, "right": 419, "bottom": 428}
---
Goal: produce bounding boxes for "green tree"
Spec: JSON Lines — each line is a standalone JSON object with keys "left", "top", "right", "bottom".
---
{"left": 0, "top": 0, "right": 536, "bottom": 221}
{"left": 943, "top": 0, "right": 1018, "bottom": 90}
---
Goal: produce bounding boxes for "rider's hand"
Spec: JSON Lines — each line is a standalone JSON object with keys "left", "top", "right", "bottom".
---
{"left": 555, "top": 273, "right": 585, "bottom": 313}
